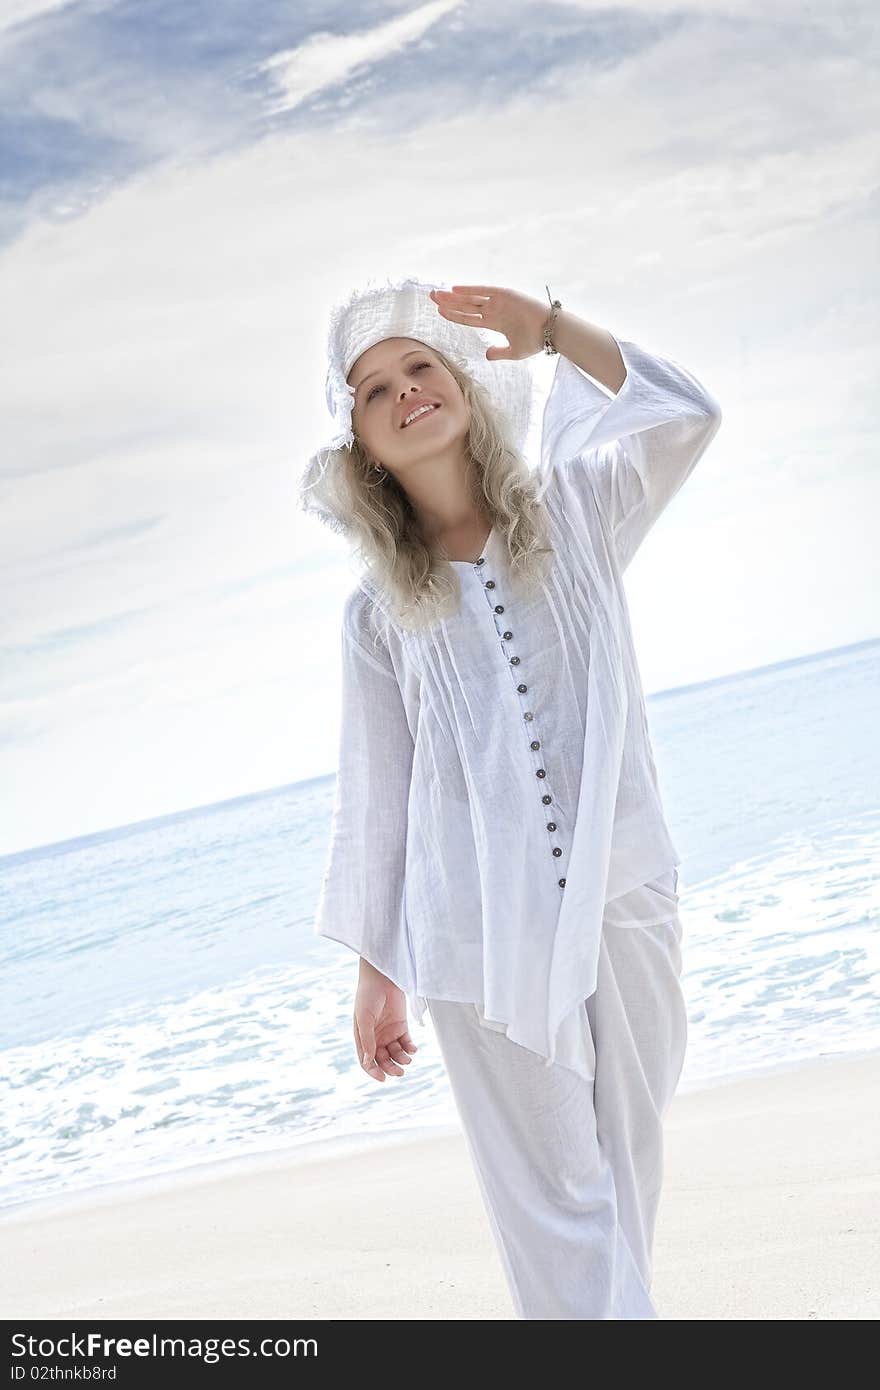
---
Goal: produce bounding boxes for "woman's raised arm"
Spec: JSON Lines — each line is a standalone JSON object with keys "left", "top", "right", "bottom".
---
{"left": 429, "top": 285, "right": 722, "bottom": 574}
{"left": 539, "top": 328, "right": 722, "bottom": 572}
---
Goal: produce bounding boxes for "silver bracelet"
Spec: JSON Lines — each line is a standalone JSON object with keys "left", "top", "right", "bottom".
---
{"left": 543, "top": 284, "right": 562, "bottom": 354}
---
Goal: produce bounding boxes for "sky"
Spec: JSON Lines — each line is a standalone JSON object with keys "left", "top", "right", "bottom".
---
{"left": 1, "top": 0, "right": 877, "bottom": 856}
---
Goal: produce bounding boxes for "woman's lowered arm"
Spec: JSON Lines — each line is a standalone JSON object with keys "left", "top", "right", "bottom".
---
{"left": 314, "top": 602, "right": 418, "bottom": 1081}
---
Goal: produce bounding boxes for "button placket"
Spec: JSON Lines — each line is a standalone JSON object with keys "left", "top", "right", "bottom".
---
{"left": 472, "top": 555, "right": 567, "bottom": 889}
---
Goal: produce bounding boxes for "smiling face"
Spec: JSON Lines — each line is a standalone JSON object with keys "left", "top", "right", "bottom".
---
{"left": 347, "top": 337, "right": 470, "bottom": 475}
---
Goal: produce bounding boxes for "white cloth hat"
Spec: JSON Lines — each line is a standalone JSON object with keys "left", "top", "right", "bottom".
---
{"left": 298, "top": 274, "right": 537, "bottom": 536}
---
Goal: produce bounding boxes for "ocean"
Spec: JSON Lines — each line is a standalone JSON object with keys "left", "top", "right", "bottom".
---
{"left": 1, "top": 636, "right": 878, "bottom": 1213}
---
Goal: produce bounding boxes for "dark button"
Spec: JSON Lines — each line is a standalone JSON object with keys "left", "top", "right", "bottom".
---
{"left": 552, "top": 847, "right": 562, "bottom": 858}
{"left": 542, "top": 794, "right": 552, "bottom": 805}
{"left": 536, "top": 768, "right": 546, "bottom": 779}
{"left": 494, "top": 604, "right": 504, "bottom": 614}
{"left": 485, "top": 580, "right": 496, "bottom": 589}
{"left": 509, "top": 655, "right": 520, "bottom": 666}
{"left": 530, "top": 739, "right": 540, "bottom": 751}
{"left": 502, "top": 630, "right": 513, "bottom": 640}
{"left": 523, "top": 711, "right": 533, "bottom": 721}
{"left": 558, "top": 877, "right": 566, "bottom": 888}
{"left": 546, "top": 821, "right": 556, "bottom": 832}
{"left": 517, "top": 683, "right": 527, "bottom": 693}
{"left": 475, "top": 557, "right": 485, "bottom": 566}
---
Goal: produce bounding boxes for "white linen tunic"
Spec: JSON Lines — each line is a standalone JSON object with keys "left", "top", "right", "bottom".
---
{"left": 313, "top": 332, "right": 722, "bottom": 1073}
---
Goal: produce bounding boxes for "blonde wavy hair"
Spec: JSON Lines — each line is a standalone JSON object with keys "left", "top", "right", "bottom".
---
{"left": 304, "top": 345, "right": 555, "bottom": 632}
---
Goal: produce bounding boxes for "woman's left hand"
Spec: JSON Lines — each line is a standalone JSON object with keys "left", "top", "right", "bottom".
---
{"left": 429, "top": 284, "right": 549, "bottom": 362}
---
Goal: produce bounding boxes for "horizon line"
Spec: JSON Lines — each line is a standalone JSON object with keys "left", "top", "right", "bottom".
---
{"left": 2, "top": 631, "right": 877, "bottom": 865}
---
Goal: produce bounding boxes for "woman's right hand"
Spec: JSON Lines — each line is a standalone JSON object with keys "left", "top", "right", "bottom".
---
{"left": 354, "top": 959, "right": 419, "bottom": 1082}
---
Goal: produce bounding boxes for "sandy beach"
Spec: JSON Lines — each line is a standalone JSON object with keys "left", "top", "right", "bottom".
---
{"left": 2, "top": 1050, "right": 878, "bottom": 1321}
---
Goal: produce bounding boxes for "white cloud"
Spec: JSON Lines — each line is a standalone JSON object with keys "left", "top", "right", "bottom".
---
{"left": 0, "top": 0, "right": 86, "bottom": 38}
{"left": 257, "top": 0, "right": 463, "bottom": 115}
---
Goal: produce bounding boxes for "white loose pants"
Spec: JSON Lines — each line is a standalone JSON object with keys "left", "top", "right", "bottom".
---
{"left": 426, "top": 915, "right": 688, "bottom": 1319}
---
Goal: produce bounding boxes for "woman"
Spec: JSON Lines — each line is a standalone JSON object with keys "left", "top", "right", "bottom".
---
{"left": 298, "top": 275, "right": 722, "bottom": 1319}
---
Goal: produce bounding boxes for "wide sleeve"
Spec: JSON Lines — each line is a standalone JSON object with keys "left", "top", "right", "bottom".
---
{"left": 312, "top": 598, "right": 416, "bottom": 987}
{"left": 539, "top": 332, "right": 723, "bottom": 572}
